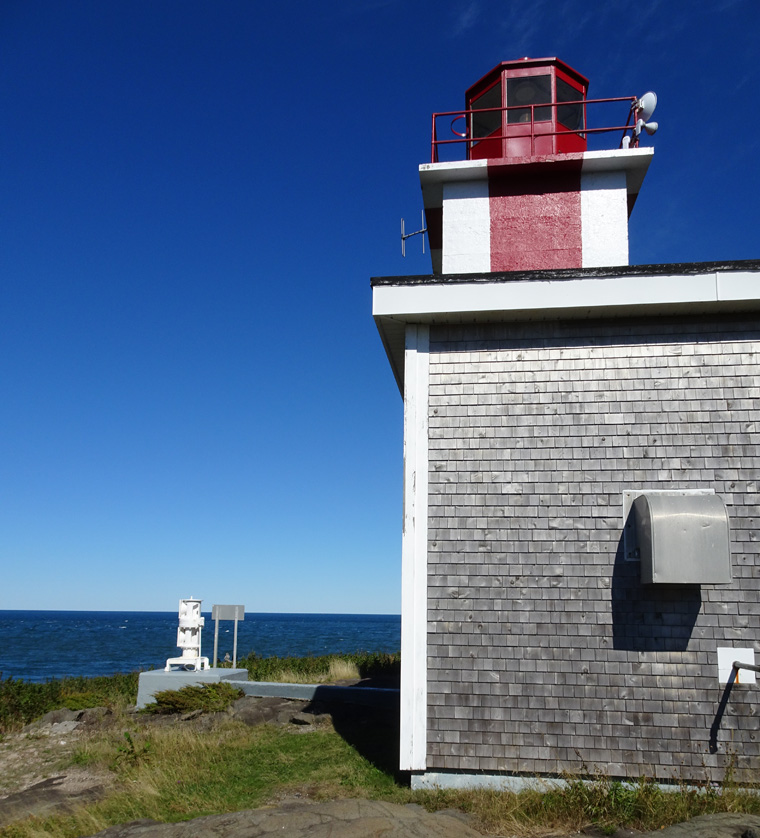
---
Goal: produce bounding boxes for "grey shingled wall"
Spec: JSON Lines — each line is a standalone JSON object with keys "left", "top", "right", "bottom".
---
{"left": 426, "top": 314, "right": 760, "bottom": 782}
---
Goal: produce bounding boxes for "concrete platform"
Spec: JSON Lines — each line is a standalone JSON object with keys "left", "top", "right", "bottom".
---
{"left": 136, "top": 668, "right": 248, "bottom": 709}
{"left": 239, "top": 681, "right": 399, "bottom": 708}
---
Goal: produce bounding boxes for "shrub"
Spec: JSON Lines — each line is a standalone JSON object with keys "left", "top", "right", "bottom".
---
{"left": 0, "top": 671, "right": 140, "bottom": 733}
{"left": 141, "top": 681, "right": 244, "bottom": 715}
{"left": 0, "top": 676, "right": 62, "bottom": 732}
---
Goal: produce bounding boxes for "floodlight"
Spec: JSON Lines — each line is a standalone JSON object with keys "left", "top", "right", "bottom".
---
{"left": 634, "top": 118, "right": 658, "bottom": 137}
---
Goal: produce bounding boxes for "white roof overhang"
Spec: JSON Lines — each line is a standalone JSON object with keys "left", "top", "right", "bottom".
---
{"left": 372, "top": 261, "right": 760, "bottom": 394}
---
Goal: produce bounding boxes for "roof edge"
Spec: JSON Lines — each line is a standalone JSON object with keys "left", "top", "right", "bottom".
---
{"left": 371, "top": 259, "right": 760, "bottom": 288}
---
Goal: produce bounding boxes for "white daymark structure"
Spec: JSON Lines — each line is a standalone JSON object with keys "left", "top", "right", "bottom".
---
{"left": 136, "top": 597, "right": 247, "bottom": 709}
{"left": 165, "top": 597, "right": 209, "bottom": 671}
{"left": 373, "top": 57, "right": 760, "bottom": 790}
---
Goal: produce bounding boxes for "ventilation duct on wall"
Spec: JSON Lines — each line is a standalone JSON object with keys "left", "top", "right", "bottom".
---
{"left": 633, "top": 493, "right": 731, "bottom": 584}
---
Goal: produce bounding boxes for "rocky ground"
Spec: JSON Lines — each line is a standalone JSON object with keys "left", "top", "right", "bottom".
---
{"left": 0, "top": 706, "right": 117, "bottom": 827}
{"left": 2, "top": 699, "right": 760, "bottom": 838}
{"left": 86, "top": 806, "right": 760, "bottom": 838}
{"left": 0, "top": 696, "right": 328, "bottom": 828}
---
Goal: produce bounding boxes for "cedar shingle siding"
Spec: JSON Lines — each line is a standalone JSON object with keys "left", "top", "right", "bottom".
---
{"left": 425, "top": 314, "right": 760, "bottom": 782}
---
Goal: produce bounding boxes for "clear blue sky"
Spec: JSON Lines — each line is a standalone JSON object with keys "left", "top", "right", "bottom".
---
{"left": 1, "top": 0, "right": 757, "bottom": 613}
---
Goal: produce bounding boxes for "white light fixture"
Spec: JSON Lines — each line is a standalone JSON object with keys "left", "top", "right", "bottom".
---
{"left": 635, "top": 118, "right": 658, "bottom": 137}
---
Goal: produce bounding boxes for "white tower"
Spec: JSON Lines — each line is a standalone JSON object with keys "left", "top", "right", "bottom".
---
{"left": 165, "top": 597, "right": 209, "bottom": 671}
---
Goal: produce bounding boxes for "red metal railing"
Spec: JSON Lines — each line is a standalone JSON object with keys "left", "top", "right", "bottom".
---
{"left": 431, "top": 96, "right": 640, "bottom": 163}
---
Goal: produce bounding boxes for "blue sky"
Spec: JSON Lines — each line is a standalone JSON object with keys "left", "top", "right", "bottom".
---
{"left": 1, "top": 0, "right": 757, "bottom": 613}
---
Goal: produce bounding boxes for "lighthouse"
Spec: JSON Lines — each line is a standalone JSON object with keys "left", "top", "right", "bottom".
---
{"left": 423, "top": 57, "right": 654, "bottom": 275}
{"left": 373, "top": 59, "right": 760, "bottom": 789}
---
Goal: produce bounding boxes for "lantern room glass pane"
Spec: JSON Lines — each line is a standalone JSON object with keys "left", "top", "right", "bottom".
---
{"left": 556, "top": 77, "right": 584, "bottom": 131}
{"left": 470, "top": 81, "right": 502, "bottom": 139}
{"left": 507, "top": 75, "right": 551, "bottom": 123}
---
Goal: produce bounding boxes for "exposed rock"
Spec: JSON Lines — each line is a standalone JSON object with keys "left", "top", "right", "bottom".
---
{"left": 23, "top": 708, "right": 84, "bottom": 730}
{"left": 227, "top": 695, "right": 321, "bottom": 727}
{"left": 0, "top": 774, "right": 108, "bottom": 828}
{"left": 81, "top": 808, "right": 760, "bottom": 838}
{"left": 80, "top": 707, "right": 114, "bottom": 726}
{"left": 645, "top": 813, "right": 760, "bottom": 837}
{"left": 85, "top": 798, "right": 485, "bottom": 838}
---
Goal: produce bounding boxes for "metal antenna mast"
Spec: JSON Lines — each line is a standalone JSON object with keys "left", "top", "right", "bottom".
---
{"left": 401, "top": 210, "right": 427, "bottom": 257}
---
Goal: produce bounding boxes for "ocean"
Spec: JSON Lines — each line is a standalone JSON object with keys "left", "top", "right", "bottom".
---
{"left": 0, "top": 611, "right": 401, "bottom": 683}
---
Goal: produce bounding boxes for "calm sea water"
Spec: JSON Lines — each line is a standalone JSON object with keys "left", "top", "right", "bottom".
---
{"left": 0, "top": 611, "right": 401, "bottom": 683}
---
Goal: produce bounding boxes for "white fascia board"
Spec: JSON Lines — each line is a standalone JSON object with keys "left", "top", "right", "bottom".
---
{"left": 717, "top": 271, "right": 760, "bottom": 302}
{"left": 419, "top": 159, "right": 490, "bottom": 182}
{"left": 373, "top": 271, "right": 722, "bottom": 320}
{"left": 373, "top": 267, "right": 760, "bottom": 396}
{"left": 418, "top": 151, "right": 652, "bottom": 216}
{"left": 420, "top": 150, "right": 651, "bottom": 189}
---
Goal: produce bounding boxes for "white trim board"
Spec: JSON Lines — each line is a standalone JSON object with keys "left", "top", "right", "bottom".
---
{"left": 399, "top": 324, "right": 429, "bottom": 771}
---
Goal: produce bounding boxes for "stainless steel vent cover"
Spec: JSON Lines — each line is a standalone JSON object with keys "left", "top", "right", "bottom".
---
{"left": 633, "top": 493, "right": 731, "bottom": 584}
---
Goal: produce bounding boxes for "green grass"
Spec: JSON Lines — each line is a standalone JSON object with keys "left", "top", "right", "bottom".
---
{"left": 0, "top": 718, "right": 403, "bottom": 838}
{"left": 234, "top": 650, "right": 400, "bottom": 683}
{"left": 402, "top": 780, "right": 760, "bottom": 837}
{"left": 4, "top": 659, "right": 760, "bottom": 838}
{"left": 0, "top": 672, "right": 139, "bottom": 732}
{"left": 3, "top": 712, "right": 760, "bottom": 838}
{"left": 0, "top": 651, "right": 399, "bottom": 733}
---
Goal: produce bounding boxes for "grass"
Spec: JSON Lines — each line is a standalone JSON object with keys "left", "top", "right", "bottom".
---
{"left": 4, "top": 708, "right": 760, "bottom": 838}
{"left": 398, "top": 779, "right": 760, "bottom": 837}
{"left": 0, "top": 652, "right": 399, "bottom": 734}
{"left": 269, "top": 658, "right": 361, "bottom": 684}
{"left": 0, "top": 715, "right": 402, "bottom": 838}
{"left": 4, "top": 659, "right": 760, "bottom": 838}
{"left": 0, "top": 672, "right": 139, "bottom": 733}
{"left": 234, "top": 650, "right": 399, "bottom": 684}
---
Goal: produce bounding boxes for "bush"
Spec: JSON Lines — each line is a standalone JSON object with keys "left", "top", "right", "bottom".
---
{"left": 0, "top": 671, "right": 140, "bottom": 733}
{"left": 141, "top": 681, "right": 244, "bottom": 715}
{"left": 0, "top": 676, "right": 63, "bottom": 732}
{"left": 60, "top": 672, "right": 139, "bottom": 709}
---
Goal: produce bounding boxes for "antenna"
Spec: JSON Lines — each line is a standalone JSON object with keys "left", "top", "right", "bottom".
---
{"left": 630, "top": 91, "right": 658, "bottom": 145}
{"left": 637, "top": 91, "right": 657, "bottom": 122}
{"left": 401, "top": 210, "right": 427, "bottom": 257}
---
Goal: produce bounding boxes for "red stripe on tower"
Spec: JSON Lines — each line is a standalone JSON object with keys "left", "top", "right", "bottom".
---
{"left": 488, "top": 160, "right": 583, "bottom": 271}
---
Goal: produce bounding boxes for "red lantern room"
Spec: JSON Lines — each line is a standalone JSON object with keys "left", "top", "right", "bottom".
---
{"left": 421, "top": 57, "right": 657, "bottom": 274}
{"left": 465, "top": 57, "right": 589, "bottom": 159}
